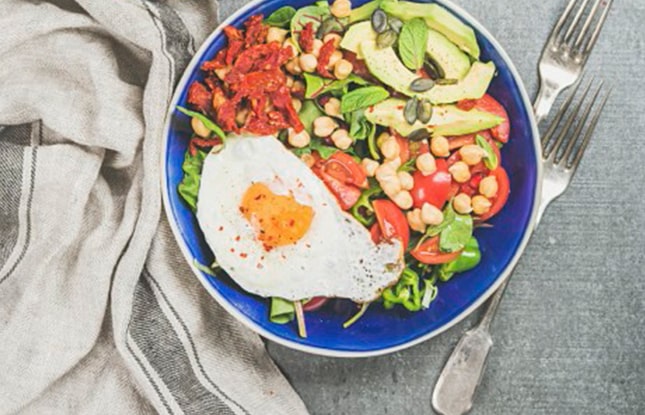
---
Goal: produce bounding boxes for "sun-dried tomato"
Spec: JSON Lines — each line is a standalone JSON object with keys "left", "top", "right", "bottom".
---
{"left": 211, "top": 85, "right": 227, "bottom": 111}
{"left": 201, "top": 49, "right": 226, "bottom": 71}
{"left": 271, "top": 85, "right": 304, "bottom": 132}
{"left": 187, "top": 82, "right": 212, "bottom": 113}
{"left": 223, "top": 25, "right": 244, "bottom": 42}
{"left": 298, "top": 22, "right": 315, "bottom": 53}
{"left": 244, "top": 15, "right": 268, "bottom": 47}
{"left": 188, "top": 136, "right": 222, "bottom": 156}
{"left": 316, "top": 39, "right": 336, "bottom": 78}
{"left": 217, "top": 93, "right": 243, "bottom": 132}
{"left": 225, "top": 40, "right": 244, "bottom": 66}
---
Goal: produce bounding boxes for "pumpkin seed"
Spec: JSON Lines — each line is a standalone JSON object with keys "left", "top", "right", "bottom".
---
{"left": 417, "top": 99, "right": 433, "bottom": 123}
{"left": 423, "top": 59, "right": 445, "bottom": 80}
{"left": 407, "top": 128, "right": 430, "bottom": 142}
{"left": 388, "top": 17, "right": 403, "bottom": 33}
{"left": 404, "top": 97, "right": 418, "bottom": 125}
{"left": 376, "top": 29, "right": 397, "bottom": 49}
{"left": 318, "top": 17, "right": 343, "bottom": 37}
{"left": 410, "top": 77, "right": 436, "bottom": 92}
{"left": 371, "top": 9, "right": 388, "bottom": 34}
{"left": 435, "top": 78, "right": 459, "bottom": 85}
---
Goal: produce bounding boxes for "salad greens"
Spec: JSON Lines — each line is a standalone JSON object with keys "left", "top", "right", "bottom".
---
{"left": 398, "top": 17, "right": 428, "bottom": 70}
{"left": 270, "top": 297, "right": 296, "bottom": 324}
{"left": 264, "top": 6, "right": 297, "bottom": 27}
{"left": 439, "top": 213, "right": 473, "bottom": 253}
{"left": 178, "top": 149, "right": 207, "bottom": 212}
{"left": 177, "top": 106, "right": 226, "bottom": 140}
{"left": 434, "top": 237, "right": 481, "bottom": 282}
{"left": 476, "top": 134, "right": 499, "bottom": 170}
{"left": 340, "top": 86, "right": 390, "bottom": 113}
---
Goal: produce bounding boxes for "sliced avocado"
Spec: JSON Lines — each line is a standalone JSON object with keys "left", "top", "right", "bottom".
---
{"left": 340, "top": 21, "right": 376, "bottom": 59}
{"left": 426, "top": 29, "right": 471, "bottom": 80}
{"left": 360, "top": 40, "right": 495, "bottom": 104}
{"left": 349, "top": 0, "right": 383, "bottom": 23}
{"left": 380, "top": 0, "right": 480, "bottom": 59}
{"left": 364, "top": 98, "right": 503, "bottom": 137}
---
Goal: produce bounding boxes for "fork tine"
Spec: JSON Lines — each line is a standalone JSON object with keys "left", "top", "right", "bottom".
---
{"left": 541, "top": 79, "right": 583, "bottom": 152}
{"left": 560, "top": 81, "right": 603, "bottom": 164}
{"left": 549, "top": 0, "right": 579, "bottom": 42}
{"left": 544, "top": 80, "right": 593, "bottom": 159}
{"left": 583, "top": 0, "right": 613, "bottom": 55}
{"left": 563, "top": 0, "right": 590, "bottom": 43}
{"left": 573, "top": 0, "right": 602, "bottom": 49}
{"left": 569, "top": 88, "right": 610, "bottom": 169}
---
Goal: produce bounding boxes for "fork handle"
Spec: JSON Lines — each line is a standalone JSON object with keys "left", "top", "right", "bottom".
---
{"left": 533, "top": 79, "right": 562, "bottom": 125}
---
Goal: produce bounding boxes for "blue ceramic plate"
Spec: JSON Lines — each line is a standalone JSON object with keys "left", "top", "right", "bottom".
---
{"left": 162, "top": 0, "right": 541, "bottom": 357}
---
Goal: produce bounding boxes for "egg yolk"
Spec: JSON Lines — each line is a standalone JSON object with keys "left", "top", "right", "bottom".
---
{"left": 240, "top": 183, "right": 314, "bottom": 250}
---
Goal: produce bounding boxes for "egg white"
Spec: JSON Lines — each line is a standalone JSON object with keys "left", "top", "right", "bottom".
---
{"left": 196, "top": 135, "right": 403, "bottom": 302}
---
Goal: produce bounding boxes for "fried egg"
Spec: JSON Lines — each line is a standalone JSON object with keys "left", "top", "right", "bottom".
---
{"left": 196, "top": 135, "right": 404, "bottom": 302}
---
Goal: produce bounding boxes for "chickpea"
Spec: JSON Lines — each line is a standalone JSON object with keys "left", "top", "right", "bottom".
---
{"left": 291, "top": 80, "right": 305, "bottom": 95}
{"left": 235, "top": 107, "right": 249, "bottom": 126}
{"left": 376, "top": 132, "right": 391, "bottom": 147}
{"left": 375, "top": 162, "right": 397, "bottom": 182}
{"left": 331, "top": 129, "right": 352, "bottom": 150}
{"left": 380, "top": 176, "right": 402, "bottom": 197}
{"left": 191, "top": 117, "right": 210, "bottom": 138}
{"left": 285, "top": 59, "right": 302, "bottom": 75}
{"left": 324, "top": 97, "right": 341, "bottom": 118}
{"left": 313, "top": 116, "right": 338, "bottom": 137}
{"left": 361, "top": 158, "right": 379, "bottom": 177}
{"left": 471, "top": 195, "right": 492, "bottom": 215}
{"left": 299, "top": 53, "right": 318, "bottom": 73}
{"left": 300, "top": 153, "right": 316, "bottom": 168}
{"left": 330, "top": 0, "right": 351, "bottom": 18}
{"left": 327, "top": 50, "right": 343, "bottom": 68}
{"left": 380, "top": 138, "right": 400, "bottom": 160}
{"left": 212, "top": 91, "right": 227, "bottom": 110}
{"left": 416, "top": 153, "right": 437, "bottom": 175}
{"left": 397, "top": 171, "right": 414, "bottom": 190}
{"left": 479, "top": 175, "right": 499, "bottom": 198}
{"left": 285, "top": 75, "right": 295, "bottom": 88}
{"left": 291, "top": 98, "right": 302, "bottom": 113}
{"left": 288, "top": 128, "right": 311, "bottom": 148}
{"left": 449, "top": 161, "right": 471, "bottom": 183}
{"left": 453, "top": 193, "right": 473, "bottom": 214}
{"left": 430, "top": 135, "right": 450, "bottom": 157}
{"left": 312, "top": 39, "right": 324, "bottom": 57}
{"left": 421, "top": 203, "right": 444, "bottom": 226}
{"left": 282, "top": 38, "right": 299, "bottom": 58}
{"left": 267, "top": 27, "right": 288, "bottom": 44}
{"left": 459, "top": 144, "right": 485, "bottom": 166}
{"left": 392, "top": 190, "right": 413, "bottom": 210}
{"left": 323, "top": 33, "right": 342, "bottom": 48}
{"left": 334, "top": 59, "right": 353, "bottom": 80}
{"left": 407, "top": 209, "right": 427, "bottom": 233}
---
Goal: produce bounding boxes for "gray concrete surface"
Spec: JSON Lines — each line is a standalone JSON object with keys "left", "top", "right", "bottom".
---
{"left": 220, "top": 0, "right": 645, "bottom": 413}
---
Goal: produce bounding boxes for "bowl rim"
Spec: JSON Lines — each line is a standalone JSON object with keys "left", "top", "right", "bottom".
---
{"left": 161, "top": 0, "right": 542, "bottom": 358}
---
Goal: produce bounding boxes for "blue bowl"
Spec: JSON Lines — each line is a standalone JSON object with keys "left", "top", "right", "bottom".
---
{"left": 162, "top": 0, "right": 541, "bottom": 357}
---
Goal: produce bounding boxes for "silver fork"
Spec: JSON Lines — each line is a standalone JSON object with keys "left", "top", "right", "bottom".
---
{"left": 533, "top": 0, "right": 613, "bottom": 124}
{"left": 431, "top": 81, "right": 611, "bottom": 415}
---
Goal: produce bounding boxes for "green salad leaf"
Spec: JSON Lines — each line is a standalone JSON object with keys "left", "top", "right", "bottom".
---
{"left": 176, "top": 106, "right": 226, "bottom": 140}
{"left": 381, "top": 267, "right": 438, "bottom": 311}
{"left": 423, "top": 203, "right": 457, "bottom": 238}
{"left": 264, "top": 6, "right": 296, "bottom": 28}
{"left": 398, "top": 17, "right": 429, "bottom": 70}
{"left": 292, "top": 138, "right": 338, "bottom": 159}
{"left": 340, "top": 86, "right": 390, "bottom": 113}
{"left": 476, "top": 134, "right": 499, "bottom": 170}
{"left": 270, "top": 297, "right": 295, "bottom": 324}
{"left": 291, "top": 5, "right": 330, "bottom": 52}
{"left": 434, "top": 236, "right": 481, "bottom": 282}
{"left": 303, "top": 73, "right": 368, "bottom": 98}
{"left": 177, "top": 149, "right": 207, "bottom": 212}
{"left": 349, "top": 0, "right": 383, "bottom": 23}
{"left": 298, "top": 99, "right": 325, "bottom": 135}
{"left": 346, "top": 109, "right": 376, "bottom": 141}
{"left": 439, "top": 212, "right": 473, "bottom": 252}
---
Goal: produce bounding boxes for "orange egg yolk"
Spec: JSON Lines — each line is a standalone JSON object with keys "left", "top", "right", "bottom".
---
{"left": 240, "top": 183, "right": 314, "bottom": 250}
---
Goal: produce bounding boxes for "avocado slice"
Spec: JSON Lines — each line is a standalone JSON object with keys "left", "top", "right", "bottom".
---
{"left": 426, "top": 29, "right": 471, "bottom": 80}
{"left": 364, "top": 98, "right": 503, "bottom": 137}
{"left": 340, "top": 21, "right": 376, "bottom": 59}
{"left": 380, "top": 0, "right": 480, "bottom": 59}
{"left": 360, "top": 40, "right": 495, "bottom": 104}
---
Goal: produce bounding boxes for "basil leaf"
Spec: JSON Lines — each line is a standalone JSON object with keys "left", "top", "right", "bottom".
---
{"left": 264, "top": 6, "right": 296, "bottom": 28}
{"left": 177, "top": 149, "right": 207, "bottom": 212}
{"left": 476, "top": 134, "right": 499, "bottom": 170}
{"left": 398, "top": 17, "right": 428, "bottom": 71}
{"left": 291, "top": 5, "right": 330, "bottom": 52}
{"left": 439, "top": 212, "right": 473, "bottom": 252}
{"left": 304, "top": 73, "right": 368, "bottom": 98}
{"left": 270, "top": 297, "right": 295, "bottom": 324}
{"left": 423, "top": 204, "right": 456, "bottom": 237}
{"left": 346, "top": 109, "right": 375, "bottom": 141}
{"left": 176, "top": 106, "right": 226, "bottom": 140}
{"left": 340, "top": 86, "right": 390, "bottom": 113}
{"left": 298, "top": 99, "right": 324, "bottom": 135}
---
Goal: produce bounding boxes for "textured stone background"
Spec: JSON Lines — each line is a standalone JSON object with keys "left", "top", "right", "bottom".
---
{"left": 220, "top": 0, "right": 645, "bottom": 413}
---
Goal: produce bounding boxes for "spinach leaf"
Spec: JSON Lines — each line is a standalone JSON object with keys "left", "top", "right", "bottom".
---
{"left": 303, "top": 73, "right": 368, "bottom": 98}
{"left": 439, "top": 212, "right": 473, "bottom": 252}
{"left": 177, "top": 149, "right": 207, "bottom": 212}
{"left": 346, "top": 109, "right": 375, "bottom": 141}
{"left": 398, "top": 17, "right": 428, "bottom": 71}
{"left": 476, "top": 134, "right": 499, "bottom": 170}
{"left": 340, "top": 86, "right": 390, "bottom": 113}
{"left": 270, "top": 297, "right": 295, "bottom": 324}
{"left": 176, "top": 106, "right": 226, "bottom": 140}
{"left": 298, "top": 99, "right": 324, "bottom": 135}
{"left": 292, "top": 138, "right": 338, "bottom": 159}
{"left": 264, "top": 6, "right": 296, "bottom": 28}
{"left": 290, "top": 5, "right": 330, "bottom": 52}
{"left": 419, "top": 203, "right": 456, "bottom": 240}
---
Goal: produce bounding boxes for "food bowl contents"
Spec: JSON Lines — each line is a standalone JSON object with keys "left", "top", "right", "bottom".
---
{"left": 175, "top": 0, "right": 512, "bottom": 337}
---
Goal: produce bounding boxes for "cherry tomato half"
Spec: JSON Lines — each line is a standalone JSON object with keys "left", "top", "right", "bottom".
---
{"left": 323, "top": 151, "right": 368, "bottom": 189}
{"left": 477, "top": 166, "right": 510, "bottom": 221}
{"left": 373, "top": 199, "right": 410, "bottom": 250}
{"left": 411, "top": 236, "right": 462, "bottom": 264}
{"left": 411, "top": 159, "right": 453, "bottom": 209}
{"left": 473, "top": 94, "right": 510, "bottom": 143}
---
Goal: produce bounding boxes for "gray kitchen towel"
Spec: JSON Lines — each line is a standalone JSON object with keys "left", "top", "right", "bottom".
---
{"left": 0, "top": 0, "right": 309, "bottom": 414}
